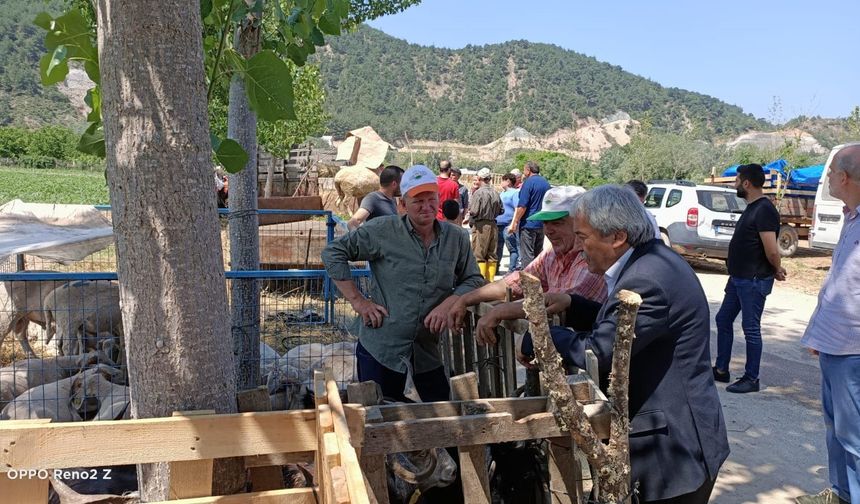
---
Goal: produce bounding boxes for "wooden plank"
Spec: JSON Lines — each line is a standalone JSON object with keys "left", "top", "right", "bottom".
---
{"left": 150, "top": 487, "right": 317, "bottom": 504}
{"left": 450, "top": 373, "right": 491, "bottom": 504}
{"left": 244, "top": 451, "right": 315, "bottom": 468}
{"left": 585, "top": 349, "right": 600, "bottom": 387}
{"left": 360, "top": 454, "right": 388, "bottom": 504}
{"left": 323, "top": 432, "right": 343, "bottom": 504}
{"left": 325, "top": 373, "right": 371, "bottom": 504}
{"left": 360, "top": 405, "right": 610, "bottom": 455}
{"left": 0, "top": 410, "right": 316, "bottom": 472}
{"left": 169, "top": 410, "right": 215, "bottom": 500}
{"left": 350, "top": 395, "right": 582, "bottom": 422}
{"left": 0, "top": 472, "right": 49, "bottom": 504}
{"left": 237, "top": 387, "right": 284, "bottom": 492}
{"left": 547, "top": 439, "right": 583, "bottom": 504}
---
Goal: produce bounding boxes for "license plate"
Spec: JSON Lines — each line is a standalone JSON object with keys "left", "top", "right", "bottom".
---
{"left": 715, "top": 226, "right": 734, "bottom": 235}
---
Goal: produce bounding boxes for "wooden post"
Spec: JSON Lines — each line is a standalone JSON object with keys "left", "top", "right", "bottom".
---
{"left": 520, "top": 271, "right": 642, "bottom": 503}
{"left": 348, "top": 381, "right": 388, "bottom": 504}
{"left": 450, "top": 373, "right": 491, "bottom": 504}
{"left": 237, "top": 387, "right": 284, "bottom": 491}
{"left": 168, "top": 410, "right": 215, "bottom": 500}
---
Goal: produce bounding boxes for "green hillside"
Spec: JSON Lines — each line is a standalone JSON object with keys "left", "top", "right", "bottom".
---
{"left": 0, "top": 0, "right": 81, "bottom": 129}
{"left": 319, "top": 25, "right": 767, "bottom": 143}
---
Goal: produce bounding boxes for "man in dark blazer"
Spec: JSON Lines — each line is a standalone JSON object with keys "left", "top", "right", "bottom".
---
{"left": 519, "top": 185, "right": 729, "bottom": 504}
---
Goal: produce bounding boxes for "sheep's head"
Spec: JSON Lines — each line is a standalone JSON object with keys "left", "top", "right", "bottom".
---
{"left": 69, "top": 365, "right": 123, "bottom": 418}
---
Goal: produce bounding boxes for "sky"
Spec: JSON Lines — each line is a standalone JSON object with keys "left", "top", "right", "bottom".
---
{"left": 368, "top": 0, "right": 859, "bottom": 123}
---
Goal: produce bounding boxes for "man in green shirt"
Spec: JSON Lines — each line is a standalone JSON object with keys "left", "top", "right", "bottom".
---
{"left": 322, "top": 165, "right": 485, "bottom": 401}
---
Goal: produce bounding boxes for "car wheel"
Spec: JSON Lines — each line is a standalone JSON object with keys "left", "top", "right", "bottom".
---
{"left": 778, "top": 224, "right": 799, "bottom": 257}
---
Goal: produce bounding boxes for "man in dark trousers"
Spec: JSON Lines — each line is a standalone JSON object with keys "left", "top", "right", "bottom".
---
{"left": 508, "top": 160, "right": 551, "bottom": 268}
{"left": 517, "top": 185, "right": 729, "bottom": 504}
{"left": 713, "top": 163, "right": 787, "bottom": 393}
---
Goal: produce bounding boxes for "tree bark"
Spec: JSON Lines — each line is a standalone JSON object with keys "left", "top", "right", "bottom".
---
{"left": 227, "top": 18, "right": 262, "bottom": 391}
{"left": 519, "top": 272, "right": 641, "bottom": 504}
{"left": 96, "top": 0, "right": 238, "bottom": 501}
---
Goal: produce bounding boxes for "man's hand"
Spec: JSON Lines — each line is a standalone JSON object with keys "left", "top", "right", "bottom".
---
{"left": 807, "top": 348, "right": 820, "bottom": 356}
{"left": 516, "top": 347, "right": 536, "bottom": 369}
{"left": 507, "top": 223, "right": 517, "bottom": 235}
{"left": 775, "top": 266, "right": 787, "bottom": 281}
{"left": 425, "top": 295, "right": 461, "bottom": 334}
{"left": 544, "top": 293, "right": 572, "bottom": 314}
{"left": 351, "top": 297, "right": 388, "bottom": 328}
{"left": 446, "top": 297, "right": 469, "bottom": 331}
{"left": 475, "top": 308, "right": 502, "bottom": 346}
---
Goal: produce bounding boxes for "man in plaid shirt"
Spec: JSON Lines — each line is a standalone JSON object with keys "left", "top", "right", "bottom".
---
{"left": 447, "top": 186, "right": 607, "bottom": 344}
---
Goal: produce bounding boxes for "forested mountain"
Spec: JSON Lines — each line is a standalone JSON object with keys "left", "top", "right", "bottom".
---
{"left": 318, "top": 25, "right": 767, "bottom": 143}
{"left": 0, "top": 0, "right": 80, "bottom": 128}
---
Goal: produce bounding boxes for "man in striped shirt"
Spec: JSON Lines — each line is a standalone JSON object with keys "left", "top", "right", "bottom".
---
{"left": 797, "top": 143, "right": 860, "bottom": 504}
{"left": 447, "top": 186, "right": 607, "bottom": 344}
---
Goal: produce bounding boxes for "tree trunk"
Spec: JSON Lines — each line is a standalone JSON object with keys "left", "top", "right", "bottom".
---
{"left": 227, "top": 20, "right": 262, "bottom": 392}
{"left": 96, "top": 1, "right": 237, "bottom": 500}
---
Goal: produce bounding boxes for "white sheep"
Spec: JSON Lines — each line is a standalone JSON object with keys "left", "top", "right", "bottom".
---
{"left": 0, "top": 351, "right": 111, "bottom": 406}
{"left": 0, "top": 365, "right": 121, "bottom": 422}
{"left": 0, "top": 274, "right": 58, "bottom": 358}
{"left": 68, "top": 366, "right": 130, "bottom": 421}
{"left": 43, "top": 280, "right": 122, "bottom": 356}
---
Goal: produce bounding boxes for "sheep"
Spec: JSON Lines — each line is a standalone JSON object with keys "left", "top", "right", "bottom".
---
{"left": 68, "top": 364, "right": 130, "bottom": 421}
{"left": 0, "top": 350, "right": 112, "bottom": 407}
{"left": 284, "top": 342, "right": 326, "bottom": 372}
{"left": 43, "top": 281, "right": 123, "bottom": 356}
{"left": 387, "top": 446, "right": 458, "bottom": 504}
{"left": 0, "top": 365, "right": 122, "bottom": 421}
{"left": 0, "top": 274, "right": 59, "bottom": 358}
{"left": 259, "top": 341, "right": 280, "bottom": 378}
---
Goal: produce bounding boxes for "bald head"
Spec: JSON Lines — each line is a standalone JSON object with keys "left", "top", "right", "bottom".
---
{"left": 439, "top": 160, "right": 451, "bottom": 173}
{"left": 834, "top": 144, "right": 860, "bottom": 182}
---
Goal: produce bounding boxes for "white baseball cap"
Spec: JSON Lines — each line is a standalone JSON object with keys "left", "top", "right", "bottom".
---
{"left": 400, "top": 165, "right": 438, "bottom": 197}
{"left": 477, "top": 167, "right": 492, "bottom": 179}
{"left": 527, "top": 186, "right": 587, "bottom": 221}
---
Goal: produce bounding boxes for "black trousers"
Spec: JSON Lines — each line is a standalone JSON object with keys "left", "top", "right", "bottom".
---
{"left": 642, "top": 477, "right": 716, "bottom": 504}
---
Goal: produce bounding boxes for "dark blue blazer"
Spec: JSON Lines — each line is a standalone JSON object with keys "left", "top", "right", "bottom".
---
{"left": 523, "top": 239, "right": 729, "bottom": 501}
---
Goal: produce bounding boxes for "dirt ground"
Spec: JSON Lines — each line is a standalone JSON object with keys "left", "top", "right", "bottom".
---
{"left": 685, "top": 241, "right": 831, "bottom": 297}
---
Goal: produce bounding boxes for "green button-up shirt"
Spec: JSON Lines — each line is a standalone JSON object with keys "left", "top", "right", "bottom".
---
{"left": 322, "top": 214, "right": 484, "bottom": 373}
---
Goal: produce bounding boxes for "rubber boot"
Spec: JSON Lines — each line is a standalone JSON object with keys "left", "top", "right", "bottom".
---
{"left": 478, "top": 261, "right": 488, "bottom": 279}
{"left": 486, "top": 261, "right": 498, "bottom": 282}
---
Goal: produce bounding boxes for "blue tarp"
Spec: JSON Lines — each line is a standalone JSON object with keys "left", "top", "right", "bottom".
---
{"left": 788, "top": 164, "right": 824, "bottom": 188}
{"left": 721, "top": 160, "right": 822, "bottom": 190}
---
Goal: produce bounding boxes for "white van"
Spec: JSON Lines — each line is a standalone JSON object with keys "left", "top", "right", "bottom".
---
{"left": 810, "top": 142, "right": 860, "bottom": 250}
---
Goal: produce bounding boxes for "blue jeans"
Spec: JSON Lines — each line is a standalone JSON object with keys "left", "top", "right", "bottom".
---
{"left": 820, "top": 353, "right": 860, "bottom": 504}
{"left": 714, "top": 276, "right": 774, "bottom": 380}
{"left": 496, "top": 224, "right": 520, "bottom": 271}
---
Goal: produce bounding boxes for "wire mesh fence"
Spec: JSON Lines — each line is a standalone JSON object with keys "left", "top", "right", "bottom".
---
{"left": 1, "top": 209, "right": 371, "bottom": 421}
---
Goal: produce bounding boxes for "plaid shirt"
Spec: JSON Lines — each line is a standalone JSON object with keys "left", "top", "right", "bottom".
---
{"left": 504, "top": 247, "right": 607, "bottom": 303}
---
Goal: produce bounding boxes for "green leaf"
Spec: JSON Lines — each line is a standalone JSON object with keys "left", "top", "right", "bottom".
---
{"left": 312, "top": 0, "right": 326, "bottom": 18}
{"left": 210, "top": 133, "right": 222, "bottom": 151}
{"left": 310, "top": 27, "right": 325, "bottom": 46}
{"left": 225, "top": 48, "right": 247, "bottom": 73}
{"left": 287, "top": 44, "right": 308, "bottom": 66}
{"left": 33, "top": 12, "right": 53, "bottom": 30}
{"left": 243, "top": 50, "right": 295, "bottom": 121}
{"left": 273, "top": 0, "right": 287, "bottom": 21}
{"left": 318, "top": 9, "right": 341, "bottom": 35}
{"left": 78, "top": 122, "right": 105, "bottom": 158}
{"left": 45, "top": 9, "right": 97, "bottom": 62}
{"left": 216, "top": 139, "right": 249, "bottom": 173}
{"left": 335, "top": 0, "right": 349, "bottom": 19}
{"left": 84, "top": 59, "right": 100, "bottom": 85}
{"left": 84, "top": 87, "right": 101, "bottom": 122}
{"left": 39, "top": 47, "right": 69, "bottom": 86}
{"left": 287, "top": 7, "right": 303, "bottom": 25}
{"left": 200, "top": 0, "right": 213, "bottom": 19}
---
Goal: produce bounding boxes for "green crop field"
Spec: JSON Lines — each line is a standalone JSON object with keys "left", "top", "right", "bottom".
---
{"left": 0, "top": 166, "right": 110, "bottom": 205}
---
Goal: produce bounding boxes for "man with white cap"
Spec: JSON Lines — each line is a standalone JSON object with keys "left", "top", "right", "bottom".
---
{"left": 448, "top": 186, "right": 607, "bottom": 344}
{"left": 322, "top": 165, "right": 484, "bottom": 402}
{"left": 468, "top": 168, "right": 503, "bottom": 281}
